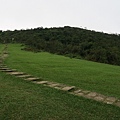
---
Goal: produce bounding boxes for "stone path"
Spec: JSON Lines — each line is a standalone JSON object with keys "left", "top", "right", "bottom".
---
{"left": 0, "top": 44, "right": 120, "bottom": 108}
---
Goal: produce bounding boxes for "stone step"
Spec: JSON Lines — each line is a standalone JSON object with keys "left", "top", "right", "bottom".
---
{"left": 62, "top": 86, "right": 75, "bottom": 91}
{"left": 114, "top": 100, "right": 120, "bottom": 107}
{"left": 0, "top": 64, "right": 7, "bottom": 67}
{"left": 17, "top": 74, "right": 32, "bottom": 78}
{"left": 33, "top": 81, "right": 49, "bottom": 84}
{"left": 45, "top": 82, "right": 66, "bottom": 89}
{"left": 33, "top": 81, "right": 66, "bottom": 90}
{"left": 72, "top": 89, "right": 91, "bottom": 97}
{"left": 48, "top": 83, "right": 62, "bottom": 88}
{"left": 25, "top": 77, "right": 40, "bottom": 81}
{"left": 104, "top": 97, "right": 118, "bottom": 104}
{"left": 1, "top": 69, "right": 16, "bottom": 72}
{"left": 93, "top": 94, "right": 107, "bottom": 102}
{"left": 86, "top": 92, "right": 98, "bottom": 97}
{"left": 73, "top": 89, "right": 83, "bottom": 94}
{"left": 0, "top": 67, "right": 10, "bottom": 70}
{"left": 7, "top": 72, "right": 25, "bottom": 75}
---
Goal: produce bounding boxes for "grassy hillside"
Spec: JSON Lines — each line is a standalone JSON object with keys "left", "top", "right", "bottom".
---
{"left": 1, "top": 26, "right": 120, "bottom": 65}
{"left": 1, "top": 72, "right": 120, "bottom": 120}
{"left": 5, "top": 44, "right": 120, "bottom": 98}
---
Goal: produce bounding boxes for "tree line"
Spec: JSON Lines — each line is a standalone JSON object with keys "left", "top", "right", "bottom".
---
{"left": 0, "top": 26, "right": 120, "bottom": 65}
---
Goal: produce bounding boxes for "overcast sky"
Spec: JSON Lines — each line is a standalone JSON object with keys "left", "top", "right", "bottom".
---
{"left": 0, "top": 0, "right": 120, "bottom": 33}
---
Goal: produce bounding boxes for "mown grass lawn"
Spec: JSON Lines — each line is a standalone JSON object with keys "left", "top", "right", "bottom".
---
{"left": 0, "top": 72, "right": 120, "bottom": 120}
{"left": 5, "top": 44, "right": 120, "bottom": 98}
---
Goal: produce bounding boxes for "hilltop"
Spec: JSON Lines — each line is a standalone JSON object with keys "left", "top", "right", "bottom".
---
{"left": 0, "top": 26, "right": 120, "bottom": 65}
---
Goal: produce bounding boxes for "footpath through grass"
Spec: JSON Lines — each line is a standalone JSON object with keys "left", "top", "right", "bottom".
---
{"left": 0, "top": 71, "right": 120, "bottom": 120}
{"left": 5, "top": 44, "right": 120, "bottom": 98}
{"left": 0, "top": 44, "right": 5, "bottom": 54}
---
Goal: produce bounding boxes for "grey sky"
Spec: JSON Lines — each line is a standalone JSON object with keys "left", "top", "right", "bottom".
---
{"left": 0, "top": 0, "right": 120, "bottom": 33}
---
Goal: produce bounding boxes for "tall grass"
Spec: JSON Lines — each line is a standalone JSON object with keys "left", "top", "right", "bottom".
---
{"left": 5, "top": 44, "right": 120, "bottom": 98}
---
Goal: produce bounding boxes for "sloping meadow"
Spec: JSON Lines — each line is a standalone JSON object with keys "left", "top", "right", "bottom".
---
{"left": 4, "top": 44, "right": 120, "bottom": 99}
{"left": 0, "top": 43, "right": 120, "bottom": 119}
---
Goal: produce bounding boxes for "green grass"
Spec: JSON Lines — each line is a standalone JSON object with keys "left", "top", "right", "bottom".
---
{"left": 0, "top": 44, "right": 5, "bottom": 54}
{"left": 1, "top": 44, "right": 120, "bottom": 119}
{"left": 4, "top": 44, "right": 120, "bottom": 98}
{"left": 0, "top": 72, "right": 120, "bottom": 120}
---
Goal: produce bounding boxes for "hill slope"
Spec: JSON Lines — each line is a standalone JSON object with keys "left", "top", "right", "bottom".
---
{"left": 4, "top": 44, "right": 120, "bottom": 98}
{"left": 0, "top": 26, "right": 120, "bottom": 65}
{"left": 1, "top": 71, "right": 120, "bottom": 120}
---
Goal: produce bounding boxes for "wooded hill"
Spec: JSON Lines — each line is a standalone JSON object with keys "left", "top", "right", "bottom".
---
{"left": 0, "top": 26, "right": 120, "bottom": 65}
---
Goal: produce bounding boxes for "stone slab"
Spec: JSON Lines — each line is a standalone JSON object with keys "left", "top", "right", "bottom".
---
{"left": 25, "top": 77, "right": 40, "bottom": 81}
{"left": 62, "top": 86, "right": 75, "bottom": 91}
{"left": 7, "top": 72, "right": 24, "bottom": 75}
{"left": 82, "top": 90, "right": 90, "bottom": 94}
{"left": 114, "top": 101, "right": 120, "bottom": 107}
{"left": 3, "top": 54, "right": 8, "bottom": 57}
{"left": 48, "top": 83, "right": 61, "bottom": 87}
{"left": 54, "top": 86, "right": 63, "bottom": 90}
{"left": 104, "top": 97, "right": 117, "bottom": 104}
{"left": 76, "top": 92, "right": 85, "bottom": 96}
{"left": 50, "top": 84, "right": 64, "bottom": 89}
{"left": 4, "top": 70, "right": 15, "bottom": 72}
{"left": 17, "top": 75, "right": 32, "bottom": 78}
{"left": 73, "top": 89, "right": 82, "bottom": 94}
{"left": 94, "top": 95, "right": 106, "bottom": 102}
{"left": 0, "top": 65, "right": 7, "bottom": 68}
{"left": 34, "top": 81, "right": 48, "bottom": 84}
{"left": 87, "top": 92, "right": 98, "bottom": 97}
{"left": 0, "top": 70, "right": 12, "bottom": 72}
{"left": 106, "top": 97, "right": 117, "bottom": 102}
{"left": 0, "top": 68, "right": 9, "bottom": 70}
{"left": 44, "top": 82, "right": 54, "bottom": 85}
